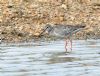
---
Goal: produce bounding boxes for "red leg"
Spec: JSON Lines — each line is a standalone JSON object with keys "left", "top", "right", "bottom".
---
{"left": 65, "top": 40, "right": 68, "bottom": 52}
{"left": 65, "top": 39, "right": 72, "bottom": 52}
{"left": 70, "top": 39, "right": 72, "bottom": 51}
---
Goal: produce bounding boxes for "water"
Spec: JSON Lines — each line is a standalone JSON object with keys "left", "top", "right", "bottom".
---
{"left": 0, "top": 40, "right": 100, "bottom": 76}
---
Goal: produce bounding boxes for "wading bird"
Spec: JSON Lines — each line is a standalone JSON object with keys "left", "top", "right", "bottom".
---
{"left": 40, "top": 24, "right": 86, "bottom": 52}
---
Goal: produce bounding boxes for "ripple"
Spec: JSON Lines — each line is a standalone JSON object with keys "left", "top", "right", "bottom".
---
{"left": 0, "top": 40, "right": 100, "bottom": 76}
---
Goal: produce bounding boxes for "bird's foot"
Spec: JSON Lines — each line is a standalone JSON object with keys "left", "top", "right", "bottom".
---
{"left": 65, "top": 51, "right": 70, "bottom": 55}
{"left": 65, "top": 49, "right": 71, "bottom": 54}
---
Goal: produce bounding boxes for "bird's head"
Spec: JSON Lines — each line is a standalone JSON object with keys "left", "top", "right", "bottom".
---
{"left": 42, "top": 24, "right": 53, "bottom": 34}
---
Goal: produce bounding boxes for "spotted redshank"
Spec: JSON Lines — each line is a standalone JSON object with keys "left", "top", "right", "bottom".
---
{"left": 40, "top": 23, "right": 86, "bottom": 52}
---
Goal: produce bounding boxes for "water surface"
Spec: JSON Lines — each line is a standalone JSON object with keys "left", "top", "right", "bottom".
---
{"left": 0, "top": 40, "right": 100, "bottom": 76}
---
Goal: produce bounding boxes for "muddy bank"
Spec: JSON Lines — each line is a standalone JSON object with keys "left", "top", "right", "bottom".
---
{"left": 0, "top": 0, "right": 100, "bottom": 43}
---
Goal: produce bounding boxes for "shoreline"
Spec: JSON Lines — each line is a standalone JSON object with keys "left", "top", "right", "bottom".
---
{"left": 0, "top": 35, "right": 100, "bottom": 44}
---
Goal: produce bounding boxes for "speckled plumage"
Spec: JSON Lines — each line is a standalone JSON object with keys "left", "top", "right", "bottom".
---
{"left": 43, "top": 24, "right": 86, "bottom": 38}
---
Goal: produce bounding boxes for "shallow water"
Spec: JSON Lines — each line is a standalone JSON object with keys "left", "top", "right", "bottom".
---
{"left": 0, "top": 40, "right": 100, "bottom": 76}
